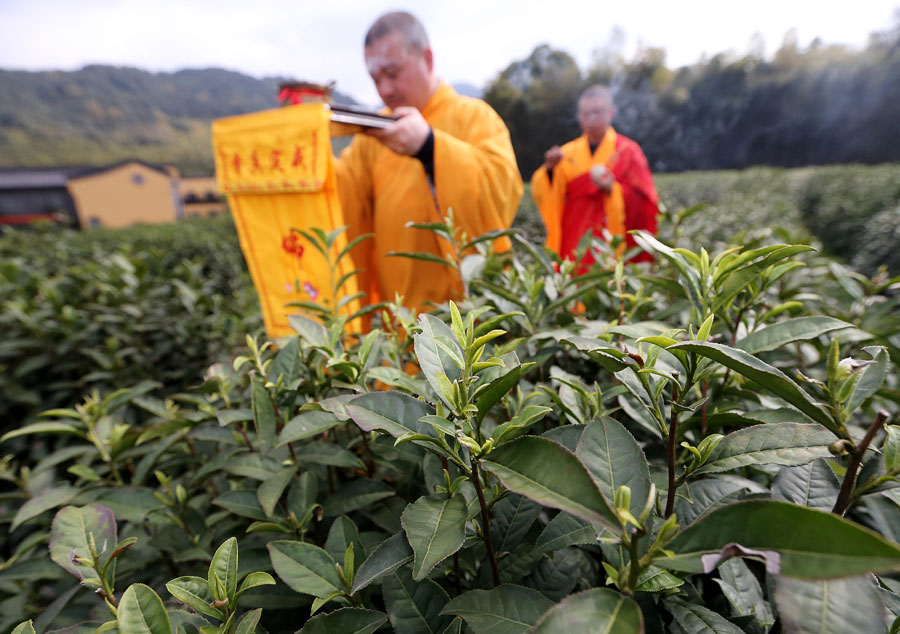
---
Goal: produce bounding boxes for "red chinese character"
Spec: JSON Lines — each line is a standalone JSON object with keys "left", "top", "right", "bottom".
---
{"left": 250, "top": 151, "right": 262, "bottom": 174}
{"left": 292, "top": 146, "right": 305, "bottom": 168}
{"left": 270, "top": 149, "right": 283, "bottom": 173}
{"left": 231, "top": 153, "right": 242, "bottom": 175}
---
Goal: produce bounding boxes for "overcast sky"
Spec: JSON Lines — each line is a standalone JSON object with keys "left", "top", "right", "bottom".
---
{"left": 1, "top": 0, "right": 898, "bottom": 106}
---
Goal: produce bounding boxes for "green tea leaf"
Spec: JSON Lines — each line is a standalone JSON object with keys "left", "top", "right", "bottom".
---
{"left": 576, "top": 418, "right": 652, "bottom": 517}
{"left": 213, "top": 490, "right": 268, "bottom": 521}
{"left": 352, "top": 532, "right": 414, "bottom": 594}
{"left": 536, "top": 512, "right": 597, "bottom": 552}
{"left": 388, "top": 251, "right": 456, "bottom": 268}
{"left": 772, "top": 460, "right": 841, "bottom": 510}
{"left": 775, "top": 576, "right": 886, "bottom": 634}
{"left": 236, "top": 571, "right": 276, "bottom": 599}
{"left": 267, "top": 540, "right": 343, "bottom": 599}
{"left": 166, "top": 576, "right": 222, "bottom": 620}
{"left": 715, "top": 558, "right": 774, "bottom": 626}
{"left": 1, "top": 422, "right": 85, "bottom": 442}
{"left": 14, "top": 486, "right": 78, "bottom": 532}
{"left": 251, "top": 376, "right": 276, "bottom": 452}
{"left": 674, "top": 476, "right": 766, "bottom": 525}
{"left": 324, "top": 516, "right": 364, "bottom": 575}
{"left": 664, "top": 500, "right": 900, "bottom": 578}
{"left": 278, "top": 411, "right": 342, "bottom": 445}
{"left": 735, "top": 317, "right": 853, "bottom": 354}
{"left": 322, "top": 479, "right": 395, "bottom": 518}
{"left": 10, "top": 622, "right": 36, "bottom": 634}
{"left": 401, "top": 495, "right": 467, "bottom": 581}
{"left": 664, "top": 596, "right": 744, "bottom": 633}
{"left": 481, "top": 437, "right": 617, "bottom": 529}
{"left": 383, "top": 567, "right": 452, "bottom": 634}
{"left": 562, "top": 337, "right": 632, "bottom": 372}
{"left": 530, "top": 587, "right": 643, "bottom": 633}
{"left": 234, "top": 609, "right": 261, "bottom": 634}
{"left": 441, "top": 584, "right": 553, "bottom": 634}
{"left": 296, "top": 608, "right": 388, "bottom": 634}
{"left": 474, "top": 359, "right": 533, "bottom": 424}
{"left": 668, "top": 341, "right": 835, "bottom": 432}
{"left": 693, "top": 423, "right": 836, "bottom": 475}
{"left": 117, "top": 584, "right": 172, "bottom": 634}
{"left": 296, "top": 443, "right": 365, "bottom": 469}
{"left": 414, "top": 314, "right": 463, "bottom": 410}
{"left": 346, "top": 392, "right": 436, "bottom": 440}
{"left": 847, "top": 346, "right": 890, "bottom": 414}
{"left": 257, "top": 466, "right": 297, "bottom": 518}
{"left": 208, "top": 537, "right": 238, "bottom": 604}
{"left": 289, "top": 314, "right": 329, "bottom": 348}
{"left": 491, "top": 495, "right": 541, "bottom": 554}
{"left": 49, "top": 503, "right": 117, "bottom": 582}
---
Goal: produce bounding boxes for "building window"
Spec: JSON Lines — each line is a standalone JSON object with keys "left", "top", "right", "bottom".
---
{"left": 132, "top": 173, "right": 144, "bottom": 185}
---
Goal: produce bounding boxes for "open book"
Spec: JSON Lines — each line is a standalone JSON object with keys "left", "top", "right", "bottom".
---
{"left": 328, "top": 104, "right": 396, "bottom": 137}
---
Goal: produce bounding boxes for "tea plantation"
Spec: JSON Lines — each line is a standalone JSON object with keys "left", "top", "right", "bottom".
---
{"left": 2, "top": 163, "right": 900, "bottom": 634}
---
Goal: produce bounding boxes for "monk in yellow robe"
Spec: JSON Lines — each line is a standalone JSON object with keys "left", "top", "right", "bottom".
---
{"left": 335, "top": 11, "right": 523, "bottom": 311}
{"left": 531, "top": 85, "right": 659, "bottom": 268}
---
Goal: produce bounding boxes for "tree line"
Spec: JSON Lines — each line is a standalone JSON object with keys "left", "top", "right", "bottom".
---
{"left": 2, "top": 19, "right": 899, "bottom": 176}
{"left": 484, "top": 20, "right": 900, "bottom": 176}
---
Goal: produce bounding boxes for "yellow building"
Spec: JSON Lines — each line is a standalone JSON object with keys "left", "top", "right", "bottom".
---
{"left": 67, "top": 161, "right": 182, "bottom": 229}
{"left": 179, "top": 176, "right": 224, "bottom": 219}
{"left": 0, "top": 160, "right": 224, "bottom": 229}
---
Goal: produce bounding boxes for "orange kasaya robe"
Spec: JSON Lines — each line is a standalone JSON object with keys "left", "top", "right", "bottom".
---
{"left": 335, "top": 82, "right": 523, "bottom": 310}
{"left": 531, "top": 128, "right": 659, "bottom": 267}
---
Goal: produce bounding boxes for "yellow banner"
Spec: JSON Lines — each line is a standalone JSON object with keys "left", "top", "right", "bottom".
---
{"left": 213, "top": 104, "right": 362, "bottom": 338}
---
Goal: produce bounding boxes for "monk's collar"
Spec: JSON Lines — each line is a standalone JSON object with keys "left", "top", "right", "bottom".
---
{"left": 420, "top": 81, "right": 455, "bottom": 117}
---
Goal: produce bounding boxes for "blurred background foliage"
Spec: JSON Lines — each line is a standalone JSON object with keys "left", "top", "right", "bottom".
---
{"left": 487, "top": 20, "right": 900, "bottom": 175}
{"left": 0, "top": 216, "right": 261, "bottom": 428}
{"left": 1, "top": 20, "right": 899, "bottom": 177}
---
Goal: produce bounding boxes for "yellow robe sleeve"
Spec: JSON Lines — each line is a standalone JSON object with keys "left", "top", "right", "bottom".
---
{"left": 530, "top": 164, "right": 565, "bottom": 254}
{"left": 431, "top": 104, "right": 522, "bottom": 253}
{"left": 334, "top": 138, "right": 379, "bottom": 303}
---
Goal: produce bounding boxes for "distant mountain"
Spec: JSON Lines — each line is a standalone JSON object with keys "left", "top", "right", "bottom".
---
{"left": 452, "top": 82, "right": 483, "bottom": 99}
{"left": 0, "top": 66, "right": 357, "bottom": 175}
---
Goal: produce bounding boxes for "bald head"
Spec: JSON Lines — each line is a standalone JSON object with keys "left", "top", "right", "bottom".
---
{"left": 365, "top": 11, "right": 430, "bottom": 53}
{"left": 364, "top": 11, "right": 437, "bottom": 111}
{"left": 577, "top": 84, "right": 616, "bottom": 144}
{"left": 579, "top": 85, "right": 615, "bottom": 108}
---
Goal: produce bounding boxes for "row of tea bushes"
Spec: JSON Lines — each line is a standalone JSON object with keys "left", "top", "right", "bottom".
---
{"left": 653, "top": 163, "right": 900, "bottom": 276}
{"left": 3, "top": 211, "right": 900, "bottom": 632}
{"left": 0, "top": 217, "right": 261, "bottom": 429}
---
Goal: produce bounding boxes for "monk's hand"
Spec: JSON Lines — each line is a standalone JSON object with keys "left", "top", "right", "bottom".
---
{"left": 544, "top": 146, "right": 563, "bottom": 170}
{"left": 590, "top": 164, "right": 615, "bottom": 193}
{"left": 368, "top": 107, "right": 431, "bottom": 156}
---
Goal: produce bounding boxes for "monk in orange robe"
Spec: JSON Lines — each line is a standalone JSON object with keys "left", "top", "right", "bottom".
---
{"left": 531, "top": 85, "right": 659, "bottom": 268}
{"left": 335, "top": 11, "right": 523, "bottom": 311}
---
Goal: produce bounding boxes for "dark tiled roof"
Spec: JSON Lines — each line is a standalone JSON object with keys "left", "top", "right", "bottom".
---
{"left": 0, "top": 160, "right": 173, "bottom": 190}
{"left": 0, "top": 169, "right": 74, "bottom": 190}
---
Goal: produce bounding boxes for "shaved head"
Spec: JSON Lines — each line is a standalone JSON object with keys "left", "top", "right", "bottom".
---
{"left": 577, "top": 85, "right": 616, "bottom": 144}
{"left": 363, "top": 11, "right": 437, "bottom": 111}
{"left": 579, "top": 84, "right": 615, "bottom": 109}
{"left": 365, "top": 11, "right": 430, "bottom": 52}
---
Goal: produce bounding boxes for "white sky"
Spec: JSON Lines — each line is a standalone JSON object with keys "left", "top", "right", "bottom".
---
{"left": 1, "top": 0, "right": 897, "bottom": 107}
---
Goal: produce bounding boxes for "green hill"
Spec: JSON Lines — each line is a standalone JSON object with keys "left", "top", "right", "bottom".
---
{"left": 0, "top": 66, "right": 357, "bottom": 175}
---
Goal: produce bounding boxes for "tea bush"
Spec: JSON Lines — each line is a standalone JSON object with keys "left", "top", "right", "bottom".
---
{"left": 3, "top": 206, "right": 900, "bottom": 633}
{"left": 0, "top": 217, "right": 261, "bottom": 430}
